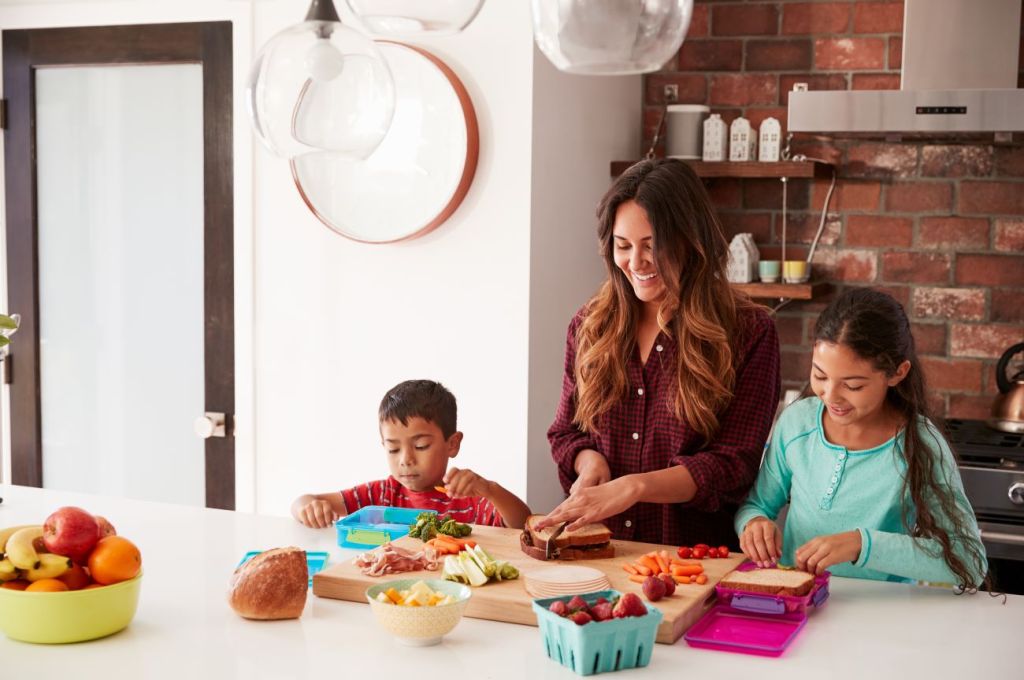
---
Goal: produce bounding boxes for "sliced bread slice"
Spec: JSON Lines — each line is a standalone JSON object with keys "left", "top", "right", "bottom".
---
{"left": 718, "top": 568, "right": 816, "bottom": 597}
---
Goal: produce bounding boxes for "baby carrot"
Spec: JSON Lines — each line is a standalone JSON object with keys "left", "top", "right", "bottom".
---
{"left": 635, "top": 564, "right": 653, "bottom": 576}
{"left": 695, "top": 574, "right": 708, "bottom": 585}
{"left": 638, "top": 555, "right": 660, "bottom": 575}
{"left": 654, "top": 554, "right": 670, "bottom": 575}
{"left": 622, "top": 564, "right": 639, "bottom": 575}
{"left": 673, "top": 575, "right": 692, "bottom": 584}
{"left": 671, "top": 565, "right": 704, "bottom": 577}
{"left": 628, "top": 574, "right": 647, "bottom": 584}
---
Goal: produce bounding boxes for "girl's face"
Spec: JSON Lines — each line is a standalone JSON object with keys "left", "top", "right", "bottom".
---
{"left": 612, "top": 200, "right": 666, "bottom": 306}
{"left": 812, "top": 341, "right": 910, "bottom": 427}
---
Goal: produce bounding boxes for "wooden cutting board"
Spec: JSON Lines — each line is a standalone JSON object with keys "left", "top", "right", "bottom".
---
{"left": 312, "top": 525, "right": 744, "bottom": 644}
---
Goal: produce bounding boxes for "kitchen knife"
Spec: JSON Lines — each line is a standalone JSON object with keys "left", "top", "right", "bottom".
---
{"left": 545, "top": 521, "right": 567, "bottom": 560}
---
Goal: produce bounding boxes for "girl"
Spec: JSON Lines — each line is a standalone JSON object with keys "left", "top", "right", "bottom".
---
{"left": 540, "top": 159, "right": 781, "bottom": 549}
{"left": 736, "top": 288, "right": 988, "bottom": 589}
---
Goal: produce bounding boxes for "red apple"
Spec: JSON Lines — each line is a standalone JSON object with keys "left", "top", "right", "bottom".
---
{"left": 43, "top": 506, "right": 100, "bottom": 562}
{"left": 95, "top": 515, "right": 117, "bottom": 538}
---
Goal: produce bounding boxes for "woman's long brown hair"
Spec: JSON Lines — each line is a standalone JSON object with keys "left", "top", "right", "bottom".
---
{"left": 814, "top": 288, "right": 988, "bottom": 589}
{"left": 574, "top": 159, "right": 754, "bottom": 440}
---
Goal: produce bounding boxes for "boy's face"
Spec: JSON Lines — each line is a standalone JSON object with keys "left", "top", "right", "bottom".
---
{"left": 380, "top": 416, "right": 462, "bottom": 492}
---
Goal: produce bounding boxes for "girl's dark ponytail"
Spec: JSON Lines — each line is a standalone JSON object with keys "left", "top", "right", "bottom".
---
{"left": 814, "top": 288, "right": 988, "bottom": 591}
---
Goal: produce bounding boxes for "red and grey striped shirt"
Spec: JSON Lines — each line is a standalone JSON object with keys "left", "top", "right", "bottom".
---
{"left": 340, "top": 476, "right": 505, "bottom": 527}
{"left": 548, "top": 304, "right": 781, "bottom": 549}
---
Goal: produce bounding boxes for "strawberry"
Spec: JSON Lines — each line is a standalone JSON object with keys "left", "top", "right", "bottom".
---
{"left": 549, "top": 600, "right": 569, "bottom": 617}
{"left": 566, "top": 595, "right": 589, "bottom": 613}
{"left": 590, "top": 602, "right": 614, "bottom": 621}
{"left": 568, "top": 610, "right": 593, "bottom": 625}
{"left": 594, "top": 597, "right": 609, "bottom": 606}
{"left": 612, "top": 592, "right": 648, "bottom": 618}
{"left": 657, "top": 573, "right": 676, "bottom": 596}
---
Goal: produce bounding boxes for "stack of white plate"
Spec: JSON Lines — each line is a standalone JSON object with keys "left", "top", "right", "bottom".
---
{"left": 524, "top": 566, "right": 611, "bottom": 599}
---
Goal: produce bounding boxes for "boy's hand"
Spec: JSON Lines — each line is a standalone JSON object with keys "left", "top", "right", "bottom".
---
{"left": 443, "top": 467, "right": 490, "bottom": 499}
{"left": 740, "top": 516, "right": 783, "bottom": 567}
{"left": 795, "top": 530, "right": 862, "bottom": 574}
{"left": 298, "top": 499, "right": 338, "bottom": 529}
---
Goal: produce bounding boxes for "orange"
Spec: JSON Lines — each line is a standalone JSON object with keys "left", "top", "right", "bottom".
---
{"left": 25, "top": 578, "right": 69, "bottom": 592}
{"left": 87, "top": 536, "right": 142, "bottom": 585}
{"left": 83, "top": 583, "right": 106, "bottom": 590}
{"left": 58, "top": 563, "right": 92, "bottom": 590}
{"left": 1, "top": 580, "right": 30, "bottom": 591}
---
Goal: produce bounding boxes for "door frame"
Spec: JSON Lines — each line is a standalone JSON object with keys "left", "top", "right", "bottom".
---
{"left": 2, "top": 21, "right": 236, "bottom": 509}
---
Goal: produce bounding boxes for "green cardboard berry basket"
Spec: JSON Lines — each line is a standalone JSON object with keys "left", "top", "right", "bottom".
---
{"left": 531, "top": 590, "right": 663, "bottom": 676}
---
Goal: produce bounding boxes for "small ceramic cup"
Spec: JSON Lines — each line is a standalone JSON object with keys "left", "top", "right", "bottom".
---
{"left": 783, "top": 260, "right": 809, "bottom": 283}
{"left": 758, "top": 260, "right": 781, "bottom": 283}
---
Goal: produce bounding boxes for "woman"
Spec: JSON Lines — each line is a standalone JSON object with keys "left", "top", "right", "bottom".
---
{"left": 539, "top": 159, "right": 781, "bottom": 549}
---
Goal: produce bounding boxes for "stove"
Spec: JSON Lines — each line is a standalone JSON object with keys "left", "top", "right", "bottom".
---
{"left": 946, "top": 419, "right": 1024, "bottom": 592}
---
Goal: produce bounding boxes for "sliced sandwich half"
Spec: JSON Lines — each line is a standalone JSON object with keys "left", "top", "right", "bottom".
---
{"left": 717, "top": 567, "right": 816, "bottom": 597}
{"left": 519, "top": 514, "right": 615, "bottom": 561}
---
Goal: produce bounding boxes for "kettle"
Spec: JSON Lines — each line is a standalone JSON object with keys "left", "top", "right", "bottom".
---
{"left": 989, "top": 342, "right": 1024, "bottom": 433}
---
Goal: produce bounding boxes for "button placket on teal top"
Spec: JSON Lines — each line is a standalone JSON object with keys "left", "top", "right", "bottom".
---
{"left": 815, "top": 400, "right": 897, "bottom": 510}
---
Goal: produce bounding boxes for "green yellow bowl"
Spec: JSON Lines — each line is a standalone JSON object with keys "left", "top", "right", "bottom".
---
{"left": 365, "top": 578, "right": 471, "bottom": 646}
{"left": 0, "top": 573, "right": 142, "bottom": 644}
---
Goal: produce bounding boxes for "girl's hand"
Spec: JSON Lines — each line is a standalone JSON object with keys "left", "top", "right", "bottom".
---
{"left": 740, "top": 516, "right": 783, "bottom": 567}
{"left": 795, "top": 530, "right": 862, "bottom": 574}
{"left": 570, "top": 449, "right": 611, "bottom": 495}
{"left": 537, "top": 475, "right": 641, "bottom": 532}
{"left": 443, "top": 467, "right": 489, "bottom": 499}
{"left": 298, "top": 499, "right": 338, "bottom": 529}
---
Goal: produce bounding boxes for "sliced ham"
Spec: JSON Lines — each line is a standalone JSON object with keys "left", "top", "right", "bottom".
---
{"left": 354, "top": 543, "right": 439, "bottom": 577}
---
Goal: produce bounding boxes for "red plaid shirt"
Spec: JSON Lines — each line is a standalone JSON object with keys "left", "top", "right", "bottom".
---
{"left": 548, "top": 305, "right": 780, "bottom": 549}
{"left": 340, "top": 476, "right": 505, "bottom": 527}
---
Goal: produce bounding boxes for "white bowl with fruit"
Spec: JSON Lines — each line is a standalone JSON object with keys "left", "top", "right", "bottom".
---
{"left": 0, "top": 506, "right": 143, "bottom": 643}
{"left": 365, "top": 578, "right": 471, "bottom": 646}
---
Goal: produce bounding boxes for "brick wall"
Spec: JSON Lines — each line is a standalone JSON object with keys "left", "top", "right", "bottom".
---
{"left": 642, "top": 0, "right": 1024, "bottom": 419}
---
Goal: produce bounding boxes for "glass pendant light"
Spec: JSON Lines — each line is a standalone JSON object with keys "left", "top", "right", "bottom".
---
{"left": 345, "top": 0, "right": 485, "bottom": 35}
{"left": 247, "top": 0, "right": 396, "bottom": 159}
{"left": 531, "top": 0, "right": 694, "bottom": 75}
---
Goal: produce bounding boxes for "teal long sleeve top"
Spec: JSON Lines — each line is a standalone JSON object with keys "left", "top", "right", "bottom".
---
{"left": 734, "top": 397, "right": 987, "bottom": 585}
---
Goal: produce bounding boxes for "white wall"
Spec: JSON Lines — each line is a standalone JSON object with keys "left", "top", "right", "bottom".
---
{"left": 0, "top": 0, "right": 640, "bottom": 518}
{"left": 527, "top": 49, "right": 639, "bottom": 514}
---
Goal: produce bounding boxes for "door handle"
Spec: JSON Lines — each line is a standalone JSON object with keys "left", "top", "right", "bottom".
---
{"left": 194, "top": 412, "right": 229, "bottom": 439}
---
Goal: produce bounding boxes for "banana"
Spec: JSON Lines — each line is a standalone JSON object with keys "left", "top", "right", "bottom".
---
{"left": 25, "top": 553, "right": 71, "bottom": 582}
{"left": 5, "top": 526, "right": 44, "bottom": 570}
{"left": 0, "top": 557, "right": 19, "bottom": 582}
{"left": 0, "top": 524, "right": 37, "bottom": 554}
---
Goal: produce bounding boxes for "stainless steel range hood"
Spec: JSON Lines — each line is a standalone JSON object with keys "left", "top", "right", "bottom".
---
{"left": 788, "top": 0, "right": 1024, "bottom": 138}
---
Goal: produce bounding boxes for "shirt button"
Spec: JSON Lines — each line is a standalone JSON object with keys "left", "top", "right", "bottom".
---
{"left": 637, "top": 388, "right": 644, "bottom": 396}
{"left": 827, "top": 487, "right": 834, "bottom": 494}
{"left": 831, "top": 475, "right": 838, "bottom": 483}
{"left": 839, "top": 453, "right": 846, "bottom": 460}
{"left": 632, "top": 432, "right": 639, "bottom": 440}
{"left": 624, "top": 520, "right": 632, "bottom": 528}
{"left": 835, "top": 463, "right": 842, "bottom": 470}
{"left": 655, "top": 345, "right": 663, "bottom": 352}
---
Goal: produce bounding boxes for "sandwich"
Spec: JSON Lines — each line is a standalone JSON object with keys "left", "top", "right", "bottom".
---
{"left": 519, "top": 514, "right": 615, "bottom": 561}
{"left": 717, "top": 567, "right": 816, "bottom": 597}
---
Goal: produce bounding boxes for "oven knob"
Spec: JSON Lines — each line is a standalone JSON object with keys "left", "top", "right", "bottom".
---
{"left": 1010, "top": 483, "right": 1024, "bottom": 506}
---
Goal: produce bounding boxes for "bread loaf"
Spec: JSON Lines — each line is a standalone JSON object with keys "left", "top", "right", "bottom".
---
{"left": 718, "top": 567, "right": 815, "bottom": 597}
{"left": 228, "top": 547, "right": 307, "bottom": 620}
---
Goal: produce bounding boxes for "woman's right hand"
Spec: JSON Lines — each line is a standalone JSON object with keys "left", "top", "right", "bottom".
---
{"left": 571, "top": 449, "right": 611, "bottom": 494}
{"left": 740, "top": 516, "right": 783, "bottom": 567}
{"left": 297, "top": 499, "right": 338, "bottom": 529}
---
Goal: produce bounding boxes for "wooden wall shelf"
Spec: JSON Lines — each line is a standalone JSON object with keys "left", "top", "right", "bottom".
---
{"left": 732, "top": 281, "right": 829, "bottom": 300}
{"left": 610, "top": 159, "right": 832, "bottom": 179}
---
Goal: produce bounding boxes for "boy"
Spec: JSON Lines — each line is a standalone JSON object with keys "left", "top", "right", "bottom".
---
{"left": 291, "top": 379, "right": 531, "bottom": 530}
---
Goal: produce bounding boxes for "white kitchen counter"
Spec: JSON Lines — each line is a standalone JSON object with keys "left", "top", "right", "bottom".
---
{"left": 1, "top": 484, "right": 1018, "bottom": 679}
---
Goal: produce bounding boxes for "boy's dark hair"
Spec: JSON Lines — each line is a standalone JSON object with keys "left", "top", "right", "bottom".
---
{"left": 814, "top": 287, "right": 988, "bottom": 591}
{"left": 378, "top": 380, "right": 457, "bottom": 439}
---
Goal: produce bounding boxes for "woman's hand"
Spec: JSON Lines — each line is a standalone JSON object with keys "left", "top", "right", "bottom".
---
{"left": 570, "top": 449, "right": 611, "bottom": 495}
{"left": 795, "top": 530, "right": 862, "bottom": 575}
{"left": 739, "top": 516, "right": 783, "bottom": 567}
{"left": 538, "top": 475, "right": 642, "bottom": 532}
{"left": 297, "top": 499, "right": 338, "bottom": 529}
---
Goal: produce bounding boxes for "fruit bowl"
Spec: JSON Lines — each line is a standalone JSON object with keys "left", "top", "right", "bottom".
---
{"left": 365, "top": 578, "right": 471, "bottom": 646}
{"left": 0, "top": 572, "right": 142, "bottom": 644}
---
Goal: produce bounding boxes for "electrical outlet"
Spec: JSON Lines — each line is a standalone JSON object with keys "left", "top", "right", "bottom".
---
{"left": 663, "top": 84, "right": 678, "bottom": 103}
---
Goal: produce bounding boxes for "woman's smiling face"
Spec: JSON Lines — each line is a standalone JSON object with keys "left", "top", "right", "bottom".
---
{"left": 612, "top": 200, "right": 666, "bottom": 306}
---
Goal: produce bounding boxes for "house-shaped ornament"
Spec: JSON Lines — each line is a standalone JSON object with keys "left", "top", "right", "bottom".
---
{"left": 702, "top": 113, "right": 728, "bottom": 162}
{"left": 758, "top": 117, "right": 782, "bottom": 162}
{"left": 729, "top": 116, "right": 757, "bottom": 162}
{"left": 726, "top": 233, "right": 760, "bottom": 283}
